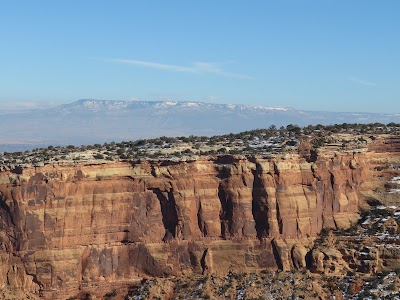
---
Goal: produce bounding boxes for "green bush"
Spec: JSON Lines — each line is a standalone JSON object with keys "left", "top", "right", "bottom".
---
{"left": 93, "top": 153, "right": 104, "bottom": 159}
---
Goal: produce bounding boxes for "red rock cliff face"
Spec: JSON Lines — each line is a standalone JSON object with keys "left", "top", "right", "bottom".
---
{"left": 0, "top": 154, "right": 368, "bottom": 298}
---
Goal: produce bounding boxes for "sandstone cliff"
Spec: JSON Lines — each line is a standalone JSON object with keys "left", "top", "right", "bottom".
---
{"left": 0, "top": 151, "right": 391, "bottom": 298}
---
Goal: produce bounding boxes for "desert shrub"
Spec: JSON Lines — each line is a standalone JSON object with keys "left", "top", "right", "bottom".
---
{"left": 93, "top": 153, "right": 104, "bottom": 159}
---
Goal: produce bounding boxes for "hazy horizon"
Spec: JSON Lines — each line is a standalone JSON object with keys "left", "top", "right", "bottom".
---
{"left": 0, "top": 98, "right": 399, "bottom": 153}
{"left": 1, "top": 98, "right": 400, "bottom": 115}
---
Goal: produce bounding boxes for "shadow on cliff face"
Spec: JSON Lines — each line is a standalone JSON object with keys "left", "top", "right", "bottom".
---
{"left": 252, "top": 168, "right": 269, "bottom": 239}
{"left": 0, "top": 192, "right": 16, "bottom": 227}
{"left": 0, "top": 192, "right": 44, "bottom": 292}
{"left": 0, "top": 191, "right": 24, "bottom": 251}
{"left": 218, "top": 184, "right": 233, "bottom": 238}
{"left": 149, "top": 188, "right": 179, "bottom": 241}
{"left": 271, "top": 239, "right": 284, "bottom": 271}
{"left": 217, "top": 163, "right": 233, "bottom": 238}
{"left": 0, "top": 192, "right": 18, "bottom": 252}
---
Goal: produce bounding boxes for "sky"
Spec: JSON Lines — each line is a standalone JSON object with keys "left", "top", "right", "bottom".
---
{"left": 0, "top": 1, "right": 399, "bottom": 113}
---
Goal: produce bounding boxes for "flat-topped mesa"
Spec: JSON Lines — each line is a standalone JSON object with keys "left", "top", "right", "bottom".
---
{"left": 0, "top": 152, "right": 372, "bottom": 298}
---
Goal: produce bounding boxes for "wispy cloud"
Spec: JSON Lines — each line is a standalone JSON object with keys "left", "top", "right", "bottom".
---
{"left": 97, "top": 58, "right": 254, "bottom": 79}
{"left": 348, "top": 76, "right": 376, "bottom": 86}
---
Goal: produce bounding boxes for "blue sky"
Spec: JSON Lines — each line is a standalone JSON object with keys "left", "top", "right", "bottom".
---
{"left": 0, "top": 1, "right": 399, "bottom": 112}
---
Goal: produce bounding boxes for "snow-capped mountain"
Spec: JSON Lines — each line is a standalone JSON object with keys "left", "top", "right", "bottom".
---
{"left": 52, "top": 99, "right": 293, "bottom": 113}
{"left": 0, "top": 99, "right": 399, "bottom": 151}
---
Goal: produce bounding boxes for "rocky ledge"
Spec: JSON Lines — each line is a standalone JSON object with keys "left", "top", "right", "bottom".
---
{"left": 0, "top": 147, "right": 399, "bottom": 299}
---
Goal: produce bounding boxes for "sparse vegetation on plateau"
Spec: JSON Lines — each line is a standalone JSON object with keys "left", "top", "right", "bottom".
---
{"left": 1, "top": 122, "right": 400, "bottom": 169}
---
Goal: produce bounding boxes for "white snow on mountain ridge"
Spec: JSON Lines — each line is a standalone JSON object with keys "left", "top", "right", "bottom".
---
{"left": 71, "top": 99, "right": 292, "bottom": 112}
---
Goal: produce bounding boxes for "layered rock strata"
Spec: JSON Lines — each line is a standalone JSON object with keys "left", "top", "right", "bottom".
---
{"left": 368, "top": 135, "right": 400, "bottom": 153}
{"left": 0, "top": 153, "right": 376, "bottom": 298}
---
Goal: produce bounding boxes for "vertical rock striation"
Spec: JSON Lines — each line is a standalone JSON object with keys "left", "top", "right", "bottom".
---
{"left": 0, "top": 153, "right": 369, "bottom": 298}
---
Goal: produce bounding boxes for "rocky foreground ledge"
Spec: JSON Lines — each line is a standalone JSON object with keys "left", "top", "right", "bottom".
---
{"left": 0, "top": 139, "right": 399, "bottom": 299}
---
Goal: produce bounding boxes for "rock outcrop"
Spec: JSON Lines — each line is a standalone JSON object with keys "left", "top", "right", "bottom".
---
{"left": 0, "top": 152, "right": 387, "bottom": 298}
{"left": 368, "top": 135, "right": 400, "bottom": 153}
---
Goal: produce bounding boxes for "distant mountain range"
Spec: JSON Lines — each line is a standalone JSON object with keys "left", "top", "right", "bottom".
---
{"left": 1, "top": 99, "right": 399, "bottom": 151}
